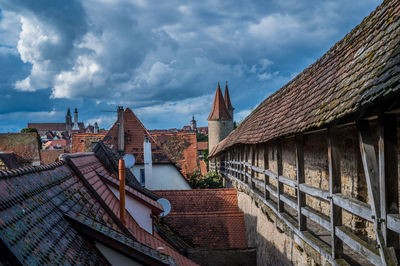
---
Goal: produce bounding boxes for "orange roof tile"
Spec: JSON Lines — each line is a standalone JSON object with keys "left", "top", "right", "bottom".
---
{"left": 72, "top": 133, "right": 106, "bottom": 153}
{"left": 151, "top": 132, "right": 199, "bottom": 177}
{"left": 207, "top": 83, "right": 232, "bottom": 121}
{"left": 104, "top": 108, "right": 173, "bottom": 164}
{"left": 153, "top": 189, "right": 247, "bottom": 249}
{"left": 67, "top": 153, "right": 197, "bottom": 265}
{"left": 40, "top": 149, "right": 64, "bottom": 165}
{"left": 197, "top": 141, "right": 208, "bottom": 151}
{"left": 0, "top": 133, "right": 40, "bottom": 163}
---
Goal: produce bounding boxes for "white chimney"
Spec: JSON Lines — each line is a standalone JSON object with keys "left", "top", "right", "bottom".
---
{"left": 144, "top": 136, "right": 152, "bottom": 187}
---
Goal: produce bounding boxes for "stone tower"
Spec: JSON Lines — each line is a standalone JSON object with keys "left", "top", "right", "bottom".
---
{"left": 72, "top": 108, "right": 80, "bottom": 130}
{"left": 65, "top": 108, "right": 72, "bottom": 135}
{"left": 208, "top": 82, "right": 234, "bottom": 152}
{"left": 190, "top": 115, "right": 197, "bottom": 131}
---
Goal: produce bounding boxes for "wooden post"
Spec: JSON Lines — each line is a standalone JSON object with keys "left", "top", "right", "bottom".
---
{"left": 296, "top": 135, "right": 306, "bottom": 231}
{"left": 277, "top": 140, "right": 284, "bottom": 212}
{"left": 358, "top": 120, "right": 398, "bottom": 265}
{"left": 250, "top": 145, "right": 255, "bottom": 189}
{"left": 328, "top": 127, "right": 343, "bottom": 259}
{"left": 378, "top": 114, "right": 399, "bottom": 249}
{"left": 264, "top": 144, "right": 270, "bottom": 199}
{"left": 119, "top": 158, "right": 126, "bottom": 226}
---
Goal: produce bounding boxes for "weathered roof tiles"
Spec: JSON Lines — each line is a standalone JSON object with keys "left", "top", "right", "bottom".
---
{"left": 210, "top": 0, "right": 400, "bottom": 156}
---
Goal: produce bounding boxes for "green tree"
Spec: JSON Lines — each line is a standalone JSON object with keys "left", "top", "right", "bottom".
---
{"left": 196, "top": 133, "right": 208, "bottom": 142}
{"left": 202, "top": 148, "right": 209, "bottom": 170}
{"left": 187, "top": 170, "right": 222, "bottom": 189}
{"left": 20, "top": 128, "right": 42, "bottom": 148}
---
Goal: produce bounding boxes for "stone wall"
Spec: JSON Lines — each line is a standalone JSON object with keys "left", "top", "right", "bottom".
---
{"left": 219, "top": 120, "right": 400, "bottom": 264}
{"left": 208, "top": 120, "right": 234, "bottom": 152}
{"left": 236, "top": 190, "right": 328, "bottom": 266}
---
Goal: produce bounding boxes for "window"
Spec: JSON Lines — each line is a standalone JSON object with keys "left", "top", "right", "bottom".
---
{"left": 140, "top": 169, "right": 145, "bottom": 186}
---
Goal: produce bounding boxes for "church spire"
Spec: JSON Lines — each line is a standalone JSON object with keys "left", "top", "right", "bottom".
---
{"left": 207, "top": 82, "right": 232, "bottom": 121}
{"left": 224, "top": 81, "right": 234, "bottom": 120}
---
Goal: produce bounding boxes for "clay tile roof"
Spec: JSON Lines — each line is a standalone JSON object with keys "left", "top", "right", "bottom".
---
{"left": 71, "top": 133, "right": 106, "bottom": 153}
{"left": 40, "top": 149, "right": 64, "bottom": 165}
{"left": 224, "top": 83, "right": 234, "bottom": 111}
{"left": 153, "top": 189, "right": 247, "bottom": 249}
{"left": 0, "top": 152, "right": 21, "bottom": 169}
{"left": 66, "top": 153, "right": 197, "bottom": 265}
{"left": 207, "top": 84, "right": 232, "bottom": 121}
{"left": 151, "top": 132, "right": 199, "bottom": 177}
{"left": 28, "top": 122, "right": 84, "bottom": 132}
{"left": 210, "top": 0, "right": 400, "bottom": 156}
{"left": 0, "top": 133, "right": 40, "bottom": 163}
{"left": 0, "top": 162, "right": 115, "bottom": 265}
{"left": 104, "top": 108, "right": 173, "bottom": 164}
{"left": 197, "top": 141, "right": 208, "bottom": 151}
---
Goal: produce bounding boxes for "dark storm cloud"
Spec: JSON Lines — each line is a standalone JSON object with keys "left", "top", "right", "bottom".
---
{"left": 0, "top": 0, "right": 381, "bottom": 131}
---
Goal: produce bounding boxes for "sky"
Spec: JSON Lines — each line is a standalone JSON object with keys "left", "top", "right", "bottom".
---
{"left": 0, "top": 0, "right": 382, "bottom": 132}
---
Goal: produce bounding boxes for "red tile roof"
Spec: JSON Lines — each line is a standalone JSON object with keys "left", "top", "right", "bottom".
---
{"left": 210, "top": 0, "right": 400, "bottom": 156}
{"left": 197, "top": 141, "right": 208, "bottom": 151}
{"left": 154, "top": 189, "right": 247, "bottom": 249}
{"left": 104, "top": 108, "right": 173, "bottom": 164}
{"left": 224, "top": 83, "right": 234, "bottom": 111}
{"left": 28, "top": 122, "right": 84, "bottom": 132}
{"left": 0, "top": 133, "right": 40, "bottom": 163}
{"left": 66, "top": 153, "right": 197, "bottom": 265}
{"left": 71, "top": 133, "right": 106, "bottom": 153}
{"left": 40, "top": 149, "right": 63, "bottom": 165}
{"left": 207, "top": 83, "right": 232, "bottom": 121}
{"left": 44, "top": 139, "right": 70, "bottom": 149}
{"left": 0, "top": 161, "right": 174, "bottom": 265}
{"left": 151, "top": 132, "right": 199, "bottom": 177}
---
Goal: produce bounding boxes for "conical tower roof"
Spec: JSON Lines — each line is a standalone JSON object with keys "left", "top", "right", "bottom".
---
{"left": 224, "top": 83, "right": 234, "bottom": 111}
{"left": 207, "top": 83, "right": 232, "bottom": 121}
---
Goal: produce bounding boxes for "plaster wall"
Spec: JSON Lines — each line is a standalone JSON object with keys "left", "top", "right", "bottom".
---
{"left": 131, "top": 164, "right": 191, "bottom": 190}
{"left": 107, "top": 185, "right": 153, "bottom": 234}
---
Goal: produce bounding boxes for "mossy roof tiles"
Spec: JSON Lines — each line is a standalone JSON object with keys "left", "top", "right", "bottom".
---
{"left": 210, "top": 0, "right": 400, "bottom": 156}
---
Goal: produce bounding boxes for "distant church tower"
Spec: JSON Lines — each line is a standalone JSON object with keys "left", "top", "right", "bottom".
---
{"left": 65, "top": 108, "right": 72, "bottom": 135}
{"left": 72, "top": 108, "right": 80, "bottom": 130}
{"left": 190, "top": 115, "right": 197, "bottom": 131}
{"left": 208, "top": 82, "right": 234, "bottom": 152}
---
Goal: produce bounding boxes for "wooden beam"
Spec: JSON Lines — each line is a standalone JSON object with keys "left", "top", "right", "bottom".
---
{"left": 332, "top": 193, "right": 373, "bottom": 222}
{"left": 378, "top": 114, "right": 399, "bottom": 249}
{"left": 328, "top": 127, "right": 343, "bottom": 259}
{"left": 250, "top": 145, "right": 255, "bottom": 189}
{"left": 299, "top": 183, "right": 330, "bottom": 201}
{"left": 296, "top": 135, "right": 307, "bottom": 231}
{"left": 358, "top": 120, "right": 398, "bottom": 266}
{"left": 264, "top": 144, "right": 270, "bottom": 199}
{"left": 277, "top": 140, "right": 284, "bottom": 212}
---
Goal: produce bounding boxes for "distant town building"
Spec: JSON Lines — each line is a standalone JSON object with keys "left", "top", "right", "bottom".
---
{"left": 207, "top": 82, "right": 234, "bottom": 152}
{"left": 27, "top": 108, "right": 103, "bottom": 151}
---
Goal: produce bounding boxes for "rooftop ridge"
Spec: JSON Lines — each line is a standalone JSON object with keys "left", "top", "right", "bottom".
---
{"left": 0, "top": 161, "right": 65, "bottom": 179}
{"left": 210, "top": 0, "right": 400, "bottom": 156}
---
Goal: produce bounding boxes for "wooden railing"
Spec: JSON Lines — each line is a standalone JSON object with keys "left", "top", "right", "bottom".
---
{"left": 214, "top": 117, "right": 399, "bottom": 265}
